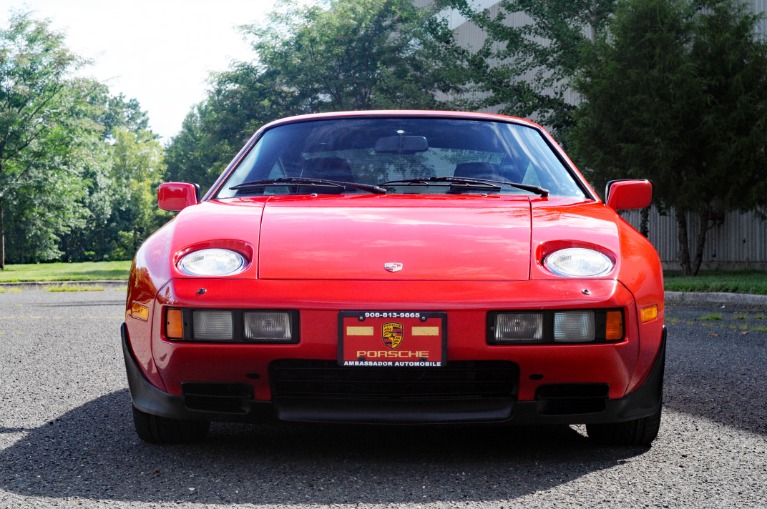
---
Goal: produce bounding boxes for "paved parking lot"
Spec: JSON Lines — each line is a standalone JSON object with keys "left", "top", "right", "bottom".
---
{"left": 0, "top": 288, "right": 765, "bottom": 508}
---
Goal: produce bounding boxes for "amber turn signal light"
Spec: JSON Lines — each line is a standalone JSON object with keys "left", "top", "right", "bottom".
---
{"left": 130, "top": 302, "right": 149, "bottom": 321}
{"left": 640, "top": 304, "right": 659, "bottom": 323}
{"left": 166, "top": 309, "right": 184, "bottom": 339}
{"left": 605, "top": 310, "right": 624, "bottom": 340}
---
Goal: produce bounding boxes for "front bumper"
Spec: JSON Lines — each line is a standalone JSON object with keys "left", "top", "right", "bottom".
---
{"left": 122, "top": 323, "right": 665, "bottom": 425}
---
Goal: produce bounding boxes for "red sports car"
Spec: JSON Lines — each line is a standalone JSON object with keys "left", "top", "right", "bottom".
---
{"left": 122, "top": 111, "right": 665, "bottom": 446}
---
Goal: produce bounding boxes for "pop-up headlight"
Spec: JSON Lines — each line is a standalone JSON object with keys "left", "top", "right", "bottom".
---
{"left": 178, "top": 248, "right": 246, "bottom": 276}
{"left": 543, "top": 248, "right": 614, "bottom": 277}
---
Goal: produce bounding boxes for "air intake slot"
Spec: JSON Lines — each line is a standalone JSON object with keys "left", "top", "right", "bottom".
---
{"left": 270, "top": 360, "right": 519, "bottom": 400}
{"left": 182, "top": 383, "right": 254, "bottom": 414}
{"left": 535, "top": 383, "right": 609, "bottom": 415}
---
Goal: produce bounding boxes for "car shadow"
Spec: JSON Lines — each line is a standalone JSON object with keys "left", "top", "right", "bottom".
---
{"left": 0, "top": 389, "right": 645, "bottom": 505}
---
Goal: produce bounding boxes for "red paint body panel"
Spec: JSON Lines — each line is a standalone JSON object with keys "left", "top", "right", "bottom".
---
{"left": 124, "top": 110, "right": 664, "bottom": 429}
{"left": 157, "top": 182, "right": 198, "bottom": 211}
{"left": 144, "top": 278, "right": 638, "bottom": 401}
{"left": 259, "top": 195, "right": 532, "bottom": 281}
{"left": 607, "top": 180, "right": 653, "bottom": 211}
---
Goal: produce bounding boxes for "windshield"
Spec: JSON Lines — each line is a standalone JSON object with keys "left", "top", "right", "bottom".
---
{"left": 215, "top": 117, "right": 587, "bottom": 199}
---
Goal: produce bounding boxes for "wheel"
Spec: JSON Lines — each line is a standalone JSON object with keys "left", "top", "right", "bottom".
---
{"left": 132, "top": 406, "right": 210, "bottom": 444}
{"left": 586, "top": 405, "right": 662, "bottom": 447}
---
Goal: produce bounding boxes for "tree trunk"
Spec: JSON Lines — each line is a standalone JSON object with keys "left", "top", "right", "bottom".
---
{"left": 640, "top": 206, "right": 650, "bottom": 238}
{"left": 675, "top": 208, "right": 693, "bottom": 276}
{"left": 691, "top": 209, "right": 711, "bottom": 276}
{"left": 0, "top": 205, "right": 4, "bottom": 270}
{"left": 676, "top": 207, "right": 713, "bottom": 276}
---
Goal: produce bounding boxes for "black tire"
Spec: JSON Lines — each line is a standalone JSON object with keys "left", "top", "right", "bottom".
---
{"left": 132, "top": 406, "right": 210, "bottom": 444}
{"left": 586, "top": 405, "right": 662, "bottom": 447}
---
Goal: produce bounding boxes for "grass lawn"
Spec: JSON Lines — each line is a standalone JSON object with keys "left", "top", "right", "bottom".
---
{"left": 664, "top": 271, "right": 767, "bottom": 295}
{"left": 0, "top": 261, "right": 131, "bottom": 282}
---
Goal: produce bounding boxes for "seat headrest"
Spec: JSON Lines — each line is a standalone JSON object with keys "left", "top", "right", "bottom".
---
{"left": 301, "top": 157, "right": 353, "bottom": 182}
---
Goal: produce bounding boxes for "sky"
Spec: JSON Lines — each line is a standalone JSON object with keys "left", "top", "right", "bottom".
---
{"left": 0, "top": 0, "right": 280, "bottom": 142}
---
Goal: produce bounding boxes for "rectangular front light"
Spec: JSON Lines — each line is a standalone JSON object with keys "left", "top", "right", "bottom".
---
{"left": 192, "top": 310, "right": 233, "bottom": 340}
{"left": 495, "top": 313, "right": 544, "bottom": 342}
{"left": 605, "top": 310, "right": 624, "bottom": 340}
{"left": 554, "top": 311, "right": 595, "bottom": 342}
{"left": 166, "top": 309, "right": 184, "bottom": 339}
{"left": 640, "top": 304, "right": 659, "bottom": 323}
{"left": 243, "top": 311, "right": 293, "bottom": 342}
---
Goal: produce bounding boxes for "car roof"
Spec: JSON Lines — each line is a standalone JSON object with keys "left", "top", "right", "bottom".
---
{"left": 258, "top": 110, "right": 542, "bottom": 131}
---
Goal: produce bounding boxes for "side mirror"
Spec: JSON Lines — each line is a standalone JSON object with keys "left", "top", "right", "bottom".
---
{"left": 605, "top": 180, "right": 652, "bottom": 211}
{"left": 158, "top": 182, "right": 200, "bottom": 212}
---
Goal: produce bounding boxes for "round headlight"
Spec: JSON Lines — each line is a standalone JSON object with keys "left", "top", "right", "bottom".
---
{"left": 178, "top": 248, "right": 246, "bottom": 276}
{"left": 543, "top": 248, "right": 614, "bottom": 277}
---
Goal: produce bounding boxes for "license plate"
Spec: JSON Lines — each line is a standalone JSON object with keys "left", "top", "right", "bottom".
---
{"left": 338, "top": 311, "right": 446, "bottom": 367}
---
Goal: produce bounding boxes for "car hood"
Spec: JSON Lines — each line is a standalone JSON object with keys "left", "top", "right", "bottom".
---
{"left": 169, "top": 195, "right": 624, "bottom": 282}
{"left": 257, "top": 196, "right": 532, "bottom": 281}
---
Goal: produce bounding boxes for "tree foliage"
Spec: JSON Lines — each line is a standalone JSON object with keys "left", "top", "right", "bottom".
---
{"left": 571, "top": 0, "right": 767, "bottom": 275}
{"left": 248, "top": 0, "right": 458, "bottom": 112}
{"left": 0, "top": 12, "right": 88, "bottom": 267}
{"left": 164, "top": 102, "right": 236, "bottom": 188}
{"left": 434, "top": 0, "right": 616, "bottom": 134}
{"left": 0, "top": 12, "right": 165, "bottom": 265}
{"left": 165, "top": 0, "right": 464, "bottom": 190}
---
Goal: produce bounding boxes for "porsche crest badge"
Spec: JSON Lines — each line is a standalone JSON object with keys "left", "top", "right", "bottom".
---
{"left": 382, "top": 322, "right": 404, "bottom": 349}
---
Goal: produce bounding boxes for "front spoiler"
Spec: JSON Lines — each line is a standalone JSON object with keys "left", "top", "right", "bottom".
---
{"left": 122, "top": 323, "right": 665, "bottom": 425}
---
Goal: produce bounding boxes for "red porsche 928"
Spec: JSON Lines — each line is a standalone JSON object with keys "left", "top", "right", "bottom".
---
{"left": 122, "top": 111, "right": 665, "bottom": 446}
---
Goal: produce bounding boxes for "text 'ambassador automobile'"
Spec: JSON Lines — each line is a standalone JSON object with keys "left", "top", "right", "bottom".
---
{"left": 122, "top": 111, "right": 665, "bottom": 447}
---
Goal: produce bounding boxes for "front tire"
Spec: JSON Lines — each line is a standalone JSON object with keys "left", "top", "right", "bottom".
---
{"left": 586, "top": 405, "right": 662, "bottom": 447}
{"left": 132, "top": 406, "right": 210, "bottom": 444}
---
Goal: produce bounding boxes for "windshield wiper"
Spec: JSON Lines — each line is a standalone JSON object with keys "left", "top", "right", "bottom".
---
{"left": 381, "top": 176, "right": 549, "bottom": 197}
{"left": 231, "top": 177, "right": 387, "bottom": 195}
{"left": 381, "top": 176, "right": 500, "bottom": 191}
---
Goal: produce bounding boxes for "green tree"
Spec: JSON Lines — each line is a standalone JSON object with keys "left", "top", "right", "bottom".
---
{"left": 164, "top": 102, "right": 235, "bottom": 191}
{"left": 248, "top": 0, "right": 459, "bottom": 112}
{"left": 1, "top": 13, "right": 164, "bottom": 264}
{"left": 0, "top": 13, "right": 101, "bottom": 267}
{"left": 165, "top": 0, "right": 463, "bottom": 189}
{"left": 2, "top": 76, "right": 110, "bottom": 263}
{"left": 434, "top": 0, "right": 616, "bottom": 135}
{"left": 1, "top": 13, "right": 75, "bottom": 266}
{"left": 90, "top": 87, "right": 152, "bottom": 141}
{"left": 572, "top": 0, "right": 767, "bottom": 275}
{"left": 59, "top": 85, "right": 166, "bottom": 262}
{"left": 106, "top": 127, "right": 167, "bottom": 260}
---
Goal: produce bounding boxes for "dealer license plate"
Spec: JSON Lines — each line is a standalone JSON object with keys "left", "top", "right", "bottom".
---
{"left": 338, "top": 311, "right": 447, "bottom": 367}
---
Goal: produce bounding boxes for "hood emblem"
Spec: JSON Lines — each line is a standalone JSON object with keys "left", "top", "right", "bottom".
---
{"left": 384, "top": 262, "right": 403, "bottom": 273}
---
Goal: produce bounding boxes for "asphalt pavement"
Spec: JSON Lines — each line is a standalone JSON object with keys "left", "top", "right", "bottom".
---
{"left": 0, "top": 287, "right": 764, "bottom": 508}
